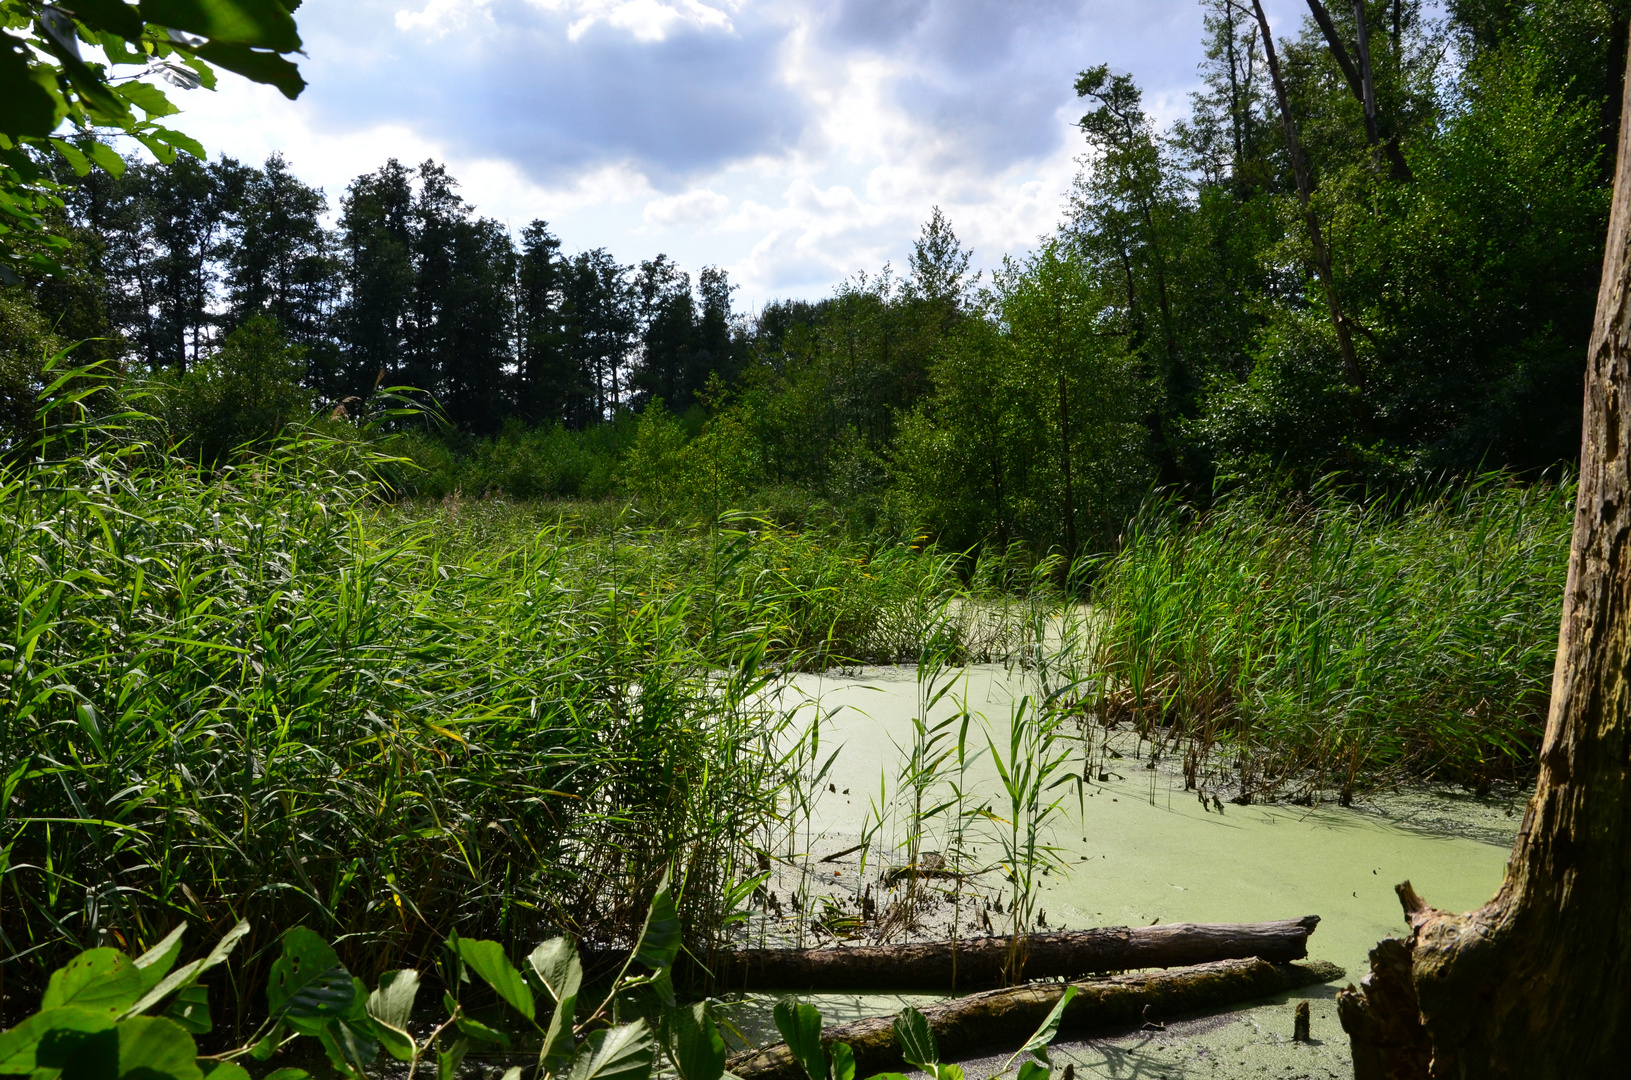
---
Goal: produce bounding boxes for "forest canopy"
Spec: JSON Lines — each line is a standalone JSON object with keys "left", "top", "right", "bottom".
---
{"left": 5, "top": 0, "right": 1623, "bottom": 557}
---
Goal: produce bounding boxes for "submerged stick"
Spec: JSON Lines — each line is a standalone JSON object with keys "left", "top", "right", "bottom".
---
{"left": 727, "top": 957, "right": 1345, "bottom": 1080}
{"left": 713, "top": 916, "right": 1321, "bottom": 991}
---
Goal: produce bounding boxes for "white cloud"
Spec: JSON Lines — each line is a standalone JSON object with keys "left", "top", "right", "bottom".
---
{"left": 526, "top": 0, "right": 735, "bottom": 42}
{"left": 644, "top": 188, "right": 731, "bottom": 227}
{"left": 395, "top": 0, "right": 491, "bottom": 37}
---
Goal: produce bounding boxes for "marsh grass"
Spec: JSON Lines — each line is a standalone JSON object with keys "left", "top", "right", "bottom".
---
{"left": 0, "top": 367, "right": 1021, "bottom": 1028}
{"left": 1089, "top": 476, "right": 1571, "bottom": 802}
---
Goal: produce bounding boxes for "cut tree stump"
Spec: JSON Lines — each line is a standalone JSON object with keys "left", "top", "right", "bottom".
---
{"left": 711, "top": 916, "right": 1321, "bottom": 991}
{"left": 726, "top": 957, "right": 1344, "bottom": 1080}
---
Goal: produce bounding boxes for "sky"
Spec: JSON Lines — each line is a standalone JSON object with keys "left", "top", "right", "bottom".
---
{"left": 166, "top": 0, "right": 1320, "bottom": 310}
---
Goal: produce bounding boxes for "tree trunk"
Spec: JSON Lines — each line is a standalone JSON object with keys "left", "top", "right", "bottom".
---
{"left": 711, "top": 917, "right": 1321, "bottom": 992}
{"left": 728, "top": 958, "right": 1343, "bottom": 1080}
{"left": 1338, "top": 30, "right": 1631, "bottom": 1078}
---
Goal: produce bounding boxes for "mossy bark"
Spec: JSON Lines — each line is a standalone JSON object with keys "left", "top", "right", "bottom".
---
{"left": 1339, "top": 29, "right": 1631, "bottom": 1078}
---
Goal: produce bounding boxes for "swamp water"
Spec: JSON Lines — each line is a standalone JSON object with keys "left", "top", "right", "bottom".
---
{"left": 728, "top": 663, "right": 1521, "bottom": 1079}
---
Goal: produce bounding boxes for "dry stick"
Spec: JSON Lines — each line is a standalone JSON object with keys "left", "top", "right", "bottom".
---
{"left": 1244, "top": 0, "right": 1367, "bottom": 394}
{"left": 727, "top": 957, "right": 1345, "bottom": 1080}
{"left": 711, "top": 916, "right": 1321, "bottom": 992}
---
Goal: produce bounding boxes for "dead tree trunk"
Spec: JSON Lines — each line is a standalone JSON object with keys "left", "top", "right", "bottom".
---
{"left": 728, "top": 958, "right": 1343, "bottom": 1080}
{"left": 1339, "top": 29, "right": 1631, "bottom": 1078}
{"left": 712, "top": 916, "right": 1320, "bottom": 992}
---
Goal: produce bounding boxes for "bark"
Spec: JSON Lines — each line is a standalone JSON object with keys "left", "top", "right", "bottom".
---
{"left": 1338, "top": 29, "right": 1631, "bottom": 1078}
{"left": 1302, "top": 0, "right": 1414, "bottom": 181}
{"left": 710, "top": 917, "right": 1320, "bottom": 992}
{"left": 727, "top": 957, "right": 1344, "bottom": 1080}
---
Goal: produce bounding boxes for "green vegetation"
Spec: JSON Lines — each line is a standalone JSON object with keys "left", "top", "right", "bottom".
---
{"left": 0, "top": 366, "right": 1038, "bottom": 1012}
{"left": 1090, "top": 477, "right": 1573, "bottom": 802}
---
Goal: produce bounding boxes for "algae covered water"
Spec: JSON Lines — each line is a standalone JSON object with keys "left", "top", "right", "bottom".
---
{"left": 735, "top": 662, "right": 1520, "bottom": 1077}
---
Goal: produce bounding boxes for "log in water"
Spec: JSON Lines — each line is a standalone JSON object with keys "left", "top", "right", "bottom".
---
{"left": 726, "top": 957, "right": 1346, "bottom": 1080}
{"left": 712, "top": 916, "right": 1322, "bottom": 991}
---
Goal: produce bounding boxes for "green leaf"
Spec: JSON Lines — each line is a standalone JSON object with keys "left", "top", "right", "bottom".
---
{"left": 366, "top": 970, "right": 420, "bottom": 1062}
{"left": 65, "top": 0, "right": 146, "bottom": 39}
{"left": 772, "top": 1000, "right": 827, "bottom": 1080}
{"left": 187, "top": 41, "right": 303, "bottom": 97}
{"left": 122, "top": 920, "right": 249, "bottom": 1020}
{"left": 568, "top": 1021, "right": 656, "bottom": 1080}
{"left": 115, "top": 80, "right": 179, "bottom": 118}
{"left": 47, "top": 1016, "right": 202, "bottom": 1080}
{"left": 453, "top": 939, "right": 534, "bottom": 1023}
{"left": 632, "top": 874, "right": 681, "bottom": 973}
{"left": 202, "top": 1063, "right": 252, "bottom": 1080}
{"left": 263, "top": 1070, "right": 310, "bottom": 1080}
{"left": 663, "top": 1003, "right": 725, "bottom": 1080}
{"left": 42, "top": 949, "right": 146, "bottom": 1016}
{"left": 317, "top": 1018, "right": 378, "bottom": 1075}
{"left": 528, "top": 938, "right": 582, "bottom": 1005}
{"left": 1004, "top": 986, "right": 1076, "bottom": 1070}
{"left": 891, "top": 1008, "right": 937, "bottom": 1072}
{"left": 0, "top": 35, "right": 60, "bottom": 138}
{"left": 84, "top": 139, "right": 126, "bottom": 177}
{"left": 145, "top": 125, "right": 205, "bottom": 159}
{"left": 828, "top": 1042, "right": 855, "bottom": 1080}
{"left": 436, "top": 1036, "right": 469, "bottom": 1080}
{"left": 139, "top": 0, "right": 301, "bottom": 50}
{"left": 132, "top": 925, "right": 188, "bottom": 991}
{"left": 454, "top": 1013, "right": 511, "bottom": 1047}
{"left": 163, "top": 985, "right": 212, "bottom": 1034}
{"left": 1015, "top": 1061, "right": 1049, "bottom": 1080}
{"left": 49, "top": 138, "right": 91, "bottom": 176}
{"left": 267, "top": 927, "right": 354, "bottom": 1024}
{"left": 0, "top": 1008, "right": 111, "bottom": 1074}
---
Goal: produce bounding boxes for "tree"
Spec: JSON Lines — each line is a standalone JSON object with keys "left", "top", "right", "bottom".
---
{"left": 516, "top": 219, "right": 569, "bottom": 424}
{"left": 0, "top": 0, "right": 307, "bottom": 281}
{"left": 1337, "top": 29, "right": 1631, "bottom": 1076}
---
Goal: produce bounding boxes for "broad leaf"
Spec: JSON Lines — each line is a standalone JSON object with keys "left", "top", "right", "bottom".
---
{"left": 453, "top": 938, "right": 534, "bottom": 1023}
{"left": 1015, "top": 1061, "right": 1049, "bottom": 1080}
{"left": 437, "top": 1036, "right": 469, "bottom": 1080}
{"left": 317, "top": 1018, "right": 378, "bottom": 1075}
{"left": 827, "top": 1041, "right": 855, "bottom": 1080}
{"left": 132, "top": 925, "right": 188, "bottom": 991}
{"left": 663, "top": 1002, "right": 725, "bottom": 1080}
{"left": 455, "top": 1013, "right": 511, "bottom": 1047}
{"left": 163, "top": 985, "right": 212, "bottom": 1034}
{"left": 202, "top": 1063, "right": 252, "bottom": 1080}
{"left": 267, "top": 927, "right": 354, "bottom": 1024}
{"left": 188, "top": 42, "right": 304, "bottom": 98}
{"left": 46, "top": 1015, "right": 201, "bottom": 1080}
{"left": 366, "top": 969, "right": 420, "bottom": 1062}
{"left": 632, "top": 875, "right": 681, "bottom": 973}
{"left": 64, "top": 0, "right": 147, "bottom": 38}
{"left": 0, "top": 1008, "right": 111, "bottom": 1074}
{"left": 891, "top": 1008, "right": 937, "bottom": 1072}
{"left": 139, "top": 0, "right": 301, "bottom": 50}
{"left": 263, "top": 1070, "right": 311, "bottom": 1080}
{"left": 1005, "top": 986, "right": 1077, "bottom": 1070}
{"left": 42, "top": 949, "right": 145, "bottom": 1016}
{"left": 0, "top": 37, "right": 59, "bottom": 138}
{"left": 772, "top": 1000, "right": 827, "bottom": 1080}
{"left": 529, "top": 938, "right": 582, "bottom": 1005}
{"left": 568, "top": 1020, "right": 656, "bottom": 1080}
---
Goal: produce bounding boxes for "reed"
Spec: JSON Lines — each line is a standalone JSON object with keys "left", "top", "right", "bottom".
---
{"left": 0, "top": 366, "right": 1009, "bottom": 1026}
{"left": 1089, "top": 476, "right": 1571, "bottom": 801}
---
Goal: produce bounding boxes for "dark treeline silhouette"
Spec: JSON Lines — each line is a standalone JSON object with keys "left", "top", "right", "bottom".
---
{"left": 60, "top": 154, "right": 743, "bottom": 434}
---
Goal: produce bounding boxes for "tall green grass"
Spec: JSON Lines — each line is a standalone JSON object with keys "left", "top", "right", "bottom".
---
{"left": 1089, "top": 476, "right": 1571, "bottom": 801}
{"left": 0, "top": 372, "right": 1014, "bottom": 1025}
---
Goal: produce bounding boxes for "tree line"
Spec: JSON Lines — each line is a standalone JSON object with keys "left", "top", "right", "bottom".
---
{"left": 4, "top": 0, "right": 1624, "bottom": 557}
{"left": 42, "top": 154, "right": 742, "bottom": 433}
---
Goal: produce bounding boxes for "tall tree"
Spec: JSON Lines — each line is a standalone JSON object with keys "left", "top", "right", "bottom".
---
{"left": 516, "top": 219, "right": 569, "bottom": 424}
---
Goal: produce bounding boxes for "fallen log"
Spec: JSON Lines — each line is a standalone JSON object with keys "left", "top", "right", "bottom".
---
{"left": 712, "top": 916, "right": 1320, "bottom": 992}
{"left": 727, "top": 957, "right": 1345, "bottom": 1080}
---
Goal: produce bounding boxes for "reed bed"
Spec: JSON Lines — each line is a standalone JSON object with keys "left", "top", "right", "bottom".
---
{"left": 1089, "top": 476, "right": 1572, "bottom": 802}
{"left": 0, "top": 378, "right": 1017, "bottom": 1029}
